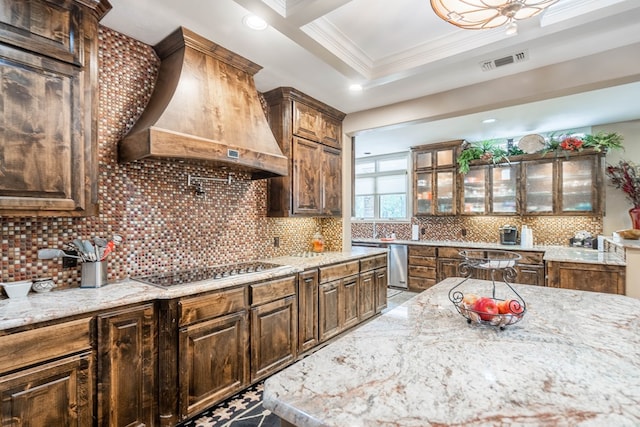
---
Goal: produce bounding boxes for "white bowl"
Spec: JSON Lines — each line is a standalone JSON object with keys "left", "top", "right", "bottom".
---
{"left": 2, "top": 280, "right": 32, "bottom": 299}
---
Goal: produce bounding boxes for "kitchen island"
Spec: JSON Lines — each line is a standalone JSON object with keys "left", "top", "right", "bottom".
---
{"left": 263, "top": 278, "right": 640, "bottom": 426}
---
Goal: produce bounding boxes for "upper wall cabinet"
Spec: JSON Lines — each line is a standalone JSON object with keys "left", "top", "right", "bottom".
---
{"left": 264, "top": 87, "right": 346, "bottom": 217}
{"left": 0, "top": 0, "right": 111, "bottom": 217}
{"left": 412, "top": 140, "right": 463, "bottom": 216}
{"left": 461, "top": 149, "right": 604, "bottom": 216}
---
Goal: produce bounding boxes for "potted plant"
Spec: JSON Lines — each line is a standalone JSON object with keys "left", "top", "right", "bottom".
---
{"left": 606, "top": 160, "right": 640, "bottom": 229}
{"left": 457, "top": 139, "right": 508, "bottom": 174}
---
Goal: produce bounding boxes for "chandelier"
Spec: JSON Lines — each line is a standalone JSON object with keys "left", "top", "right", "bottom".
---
{"left": 430, "top": 0, "right": 558, "bottom": 34}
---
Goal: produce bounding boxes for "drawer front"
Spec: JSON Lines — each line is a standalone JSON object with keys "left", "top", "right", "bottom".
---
{"left": 437, "top": 247, "right": 466, "bottom": 259}
{"left": 408, "top": 246, "right": 436, "bottom": 257}
{"left": 250, "top": 276, "right": 297, "bottom": 306}
{"left": 408, "top": 255, "right": 436, "bottom": 268}
{"left": 319, "top": 261, "right": 359, "bottom": 283}
{"left": 360, "top": 255, "right": 387, "bottom": 272}
{"left": 517, "top": 251, "right": 544, "bottom": 265}
{"left": 180, "top": 287, "right": 247, "bottom": 326}
{"left": 408, "top": 265, "right": 437, "bottom": 279}
{"left": 409, "top": 277, "right": 437, "bottom": 290}
{"left": 0, "top": 317, "right": 92, "bottom": 373}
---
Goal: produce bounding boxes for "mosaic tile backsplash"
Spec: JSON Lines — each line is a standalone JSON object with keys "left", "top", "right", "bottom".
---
{"left": 352, "top": 215, "right": 603, "bottom": 246}
{"left": 0, "top": 27, "right": 341, "bottom": 293}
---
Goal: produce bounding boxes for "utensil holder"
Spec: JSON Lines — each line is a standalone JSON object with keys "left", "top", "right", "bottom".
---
{"left": 81, "top": 261, "right": 107, "bottom": 288}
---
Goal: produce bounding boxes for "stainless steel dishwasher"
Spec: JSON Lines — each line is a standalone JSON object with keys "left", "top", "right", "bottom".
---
{"left": 388, "top": 244, "right": 408, "bottom": 289}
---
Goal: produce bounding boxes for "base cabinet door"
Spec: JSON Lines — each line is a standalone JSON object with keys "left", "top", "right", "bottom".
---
{"left": 319, "top": 280, "right": 341, "bottom": 342}
{"left": 375, "top": 267, "right": 388, "bottom": 313}
{"left": 437, "top": 258, "right": 462, "bottom": 282}
{"left": 547, "top": 261, "right": 625, "bottom": 294}
{"left": 298, "top": 270, "right": 319, "bottom": 353}
{"left": 0, "top": 352, "right": 93, "bottom": 426}
{"left": 97, "top": 304, "right": 156, "bottom": 427}
{"left": 251, "top": 296, "right": 297, "bottom": 382}
{"left": 342, "top": 275, "right": 360, "bottom": 330}
{"left": 358, "top": 271, "right": 376, "bottom": 321}
{"left": 178, "top": 311, "right": 249, "bottom": 419}
{"left": 515, "top": 265, "right": 545, "bottom": 286}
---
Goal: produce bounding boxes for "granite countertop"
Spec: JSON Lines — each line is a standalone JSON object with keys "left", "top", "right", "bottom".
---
{"left": 352, "top": 238, "right": 626, "bottom": 265}
{"left": 263, "top": 278, "right": 640, "bottom": 426}
{"left": 0, "top": 249, "right": 386, "bottom": 332}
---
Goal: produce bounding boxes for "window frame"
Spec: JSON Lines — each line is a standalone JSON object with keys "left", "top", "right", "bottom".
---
{"left": 352, "top": 152, "right": 410, "bottom": 221}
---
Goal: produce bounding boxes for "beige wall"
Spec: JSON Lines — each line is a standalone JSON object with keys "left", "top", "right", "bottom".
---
{"left": 598, "top": 120, "right": 640, "bottom": 234}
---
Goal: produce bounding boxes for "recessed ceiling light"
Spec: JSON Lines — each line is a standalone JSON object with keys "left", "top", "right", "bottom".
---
{"left": 482, "top": 118, "right": 497, "bottom": 124}
{"left": 243, "top": 14, "right": 268, "bottom": 31}
{"left": 349, "top": 84, "right": 363, "bottom": 92}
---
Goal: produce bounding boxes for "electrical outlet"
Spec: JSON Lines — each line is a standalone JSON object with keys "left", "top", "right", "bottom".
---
{"left": 461, "top": 228, "right": 467, "bottom": 237}
{"left": 421, "top": 228, "right": 426, "bottom": 235}
{"left": 62, "top": 250, "right": 78, "bottom": 268}
{"left": 273, "top": 237, "right": 280, "bottom": 248}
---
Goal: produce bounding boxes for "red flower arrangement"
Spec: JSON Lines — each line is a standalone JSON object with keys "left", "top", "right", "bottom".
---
{"left": 559, "top": 137, "right": 583, "bottom": 151}
{"left": 606, "top": 160, "right": 640, "bottom": 208}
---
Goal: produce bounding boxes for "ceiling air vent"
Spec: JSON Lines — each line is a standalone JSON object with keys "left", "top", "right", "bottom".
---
{"left": 480, "top": 50, "right": 529, "bottom": 71}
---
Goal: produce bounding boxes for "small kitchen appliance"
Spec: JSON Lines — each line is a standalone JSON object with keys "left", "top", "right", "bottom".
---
{"left": 499, "top": 225, "right": 518, "bottom": 245}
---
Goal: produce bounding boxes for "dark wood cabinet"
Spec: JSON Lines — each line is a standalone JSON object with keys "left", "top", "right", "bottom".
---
{"left": 298, "top": 269, "right": 319, "bottom": 354}
{"left": 359, "top": 253, "right": 388, "bottom": 315}
{"left": 97, "top": 303, "right": 156, "bottom": 427}
{"left": 250, "top": 276, "right": 298, "bottom": 382}
{"left": 177, "top": 287, "right": 249, "bottom": 420}
{"left": 0, "top": 0, "right": 110, "bottom": 216}
{"left": 374, "top": 267, "right": 388, "bottom": 313}
{"left": 408, "top": 245, "right": 438, "bottom": 291}
{"left": 342, "top": 275, "right": 360, "bottom": 330}
{"left": 0, "top": 317, "right": 94, "bottom": 426}
{"left": 319, "top": 280, "right": 342, "bottom": 342}
{"left": 411, "top": 140, "right": 463, "bottom": 216}
{"left": 547, "top": 261, "right": 625, "bottom": 294}
{"left": 0, "top": 351, "right": 94, "bottom": 426}
{"left": 264, "top": 87, "right": 346, "bottom": 217}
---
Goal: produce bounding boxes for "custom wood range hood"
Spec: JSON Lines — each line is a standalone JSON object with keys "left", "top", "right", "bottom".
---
{"left": 118, "top": 27, "right": 288, "bottom": 179}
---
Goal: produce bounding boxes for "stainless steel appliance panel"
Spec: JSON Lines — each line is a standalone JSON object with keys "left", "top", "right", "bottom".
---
{"left": 388, "top": 244, "right": 408, "bottom": 289}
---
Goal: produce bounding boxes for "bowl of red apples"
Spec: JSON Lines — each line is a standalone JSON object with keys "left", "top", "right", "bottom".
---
{"left": 455, "top": 293, "right": 525, "bottom": 329}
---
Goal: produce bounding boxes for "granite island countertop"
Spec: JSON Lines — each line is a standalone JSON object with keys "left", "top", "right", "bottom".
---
{"left": 263, "top": 278, "right": 640, "bottom": 426}
{"left": 352, "top": 238, "right": 626, "bottom": 266}
{"left": 0, "top": 248, "right": 387, "bottom": 332}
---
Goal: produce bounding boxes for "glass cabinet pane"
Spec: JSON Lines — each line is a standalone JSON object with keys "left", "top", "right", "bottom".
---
{"left": 415, "top": 171, "right": 433, "bottom": 214}
{"left": 525, "top": 162, "right": 553, "bottom": 213}
{"left": 562, "top": 158, "right": 593, "bottom": 212}
{"left": 436, "top": 170, "right": 455, "bottom": 213}
{"left": 436, "top": 149, "right": 454, "bottom": 167}
{"left": 492, "top": 164, "right": 518, "bottom": 213}
{"left": 462, "top": 167, "right": 486, "bottom": 213}
{"left": 415, "top": 152, "right": 432, "bottom": 169}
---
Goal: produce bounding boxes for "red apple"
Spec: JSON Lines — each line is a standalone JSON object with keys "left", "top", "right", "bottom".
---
{"left": 472, "top": 297, "right": 499, "bottom": 321}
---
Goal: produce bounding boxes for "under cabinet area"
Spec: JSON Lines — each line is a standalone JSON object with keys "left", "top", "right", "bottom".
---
{"left": 264, "top": 87, "right": 346, "bottom": 217}
{"left": 0, "top": 318, "right": 94, "bottom": 426}
{"left": 0, "top": 0, "right": 110, "bottom": 216}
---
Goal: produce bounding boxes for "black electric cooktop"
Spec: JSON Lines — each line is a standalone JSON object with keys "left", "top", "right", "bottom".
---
{"left": 133, "top": 261, "right": 282, "bottom": 288}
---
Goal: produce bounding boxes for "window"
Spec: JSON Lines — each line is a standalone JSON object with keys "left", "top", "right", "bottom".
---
{"left": 354, "top": 153, "right": 409, "bottom": 219}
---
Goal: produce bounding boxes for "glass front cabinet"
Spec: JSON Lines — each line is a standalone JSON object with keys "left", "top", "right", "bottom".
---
{"left": 460, "top": 150, "right": 603, "bottom": 216}
{"left": 412, "top": 140, "right": 462, "bottom": 216}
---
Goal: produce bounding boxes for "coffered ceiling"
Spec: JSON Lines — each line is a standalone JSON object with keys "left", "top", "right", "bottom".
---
{"left": 101, "top": 0, "right": 640, "bottom": 156}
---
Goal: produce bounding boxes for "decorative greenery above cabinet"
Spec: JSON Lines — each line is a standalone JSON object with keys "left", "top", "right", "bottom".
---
{"left": 0, "top": 0, "right": 111, "bottom": 216}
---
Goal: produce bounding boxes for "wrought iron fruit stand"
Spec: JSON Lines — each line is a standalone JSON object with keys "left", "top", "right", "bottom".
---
{"left": 448, "top": 249, "right": 527, "bottom": 329}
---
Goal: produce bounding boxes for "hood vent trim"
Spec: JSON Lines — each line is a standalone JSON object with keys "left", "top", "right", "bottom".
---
{"left": 118, "top": 27, "right": 288, "bottom": 179}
